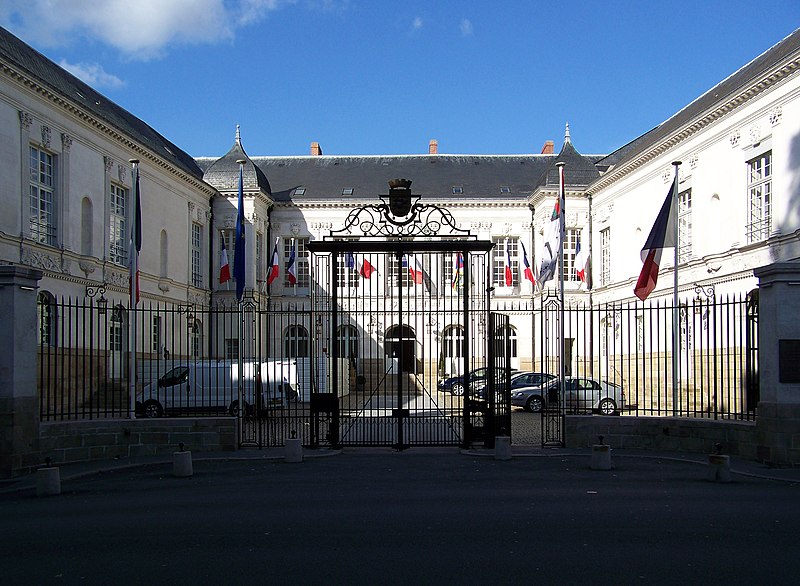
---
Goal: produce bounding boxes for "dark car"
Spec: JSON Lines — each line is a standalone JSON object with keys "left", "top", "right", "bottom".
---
{"left": 472, "top": 370, "right": 553, "bottom": 399}
{"left": 438, "top": 367, "right": 520, "bottom": 396}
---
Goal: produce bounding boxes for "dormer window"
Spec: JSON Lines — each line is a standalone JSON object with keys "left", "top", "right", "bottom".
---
{"left": 342, "top": 188, "right": 354, "bottom": 196}
{"left": 452, "top": 186, "right": 463, "bottom": 195}
{"left": 293, "top": 187, "right": 306, "bottom": 196}
{"left": 500, "top": 186, "right": 511, "bottom": 193}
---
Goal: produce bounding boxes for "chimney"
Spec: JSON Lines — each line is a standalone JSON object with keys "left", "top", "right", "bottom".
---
{"left": 541, "top": 140, "right": 554, "bottom": 154}
{"left": 428, "top": 139, "right": 438, "bottom": 155}
{"left": 310, "top": 141, "right": 323, "bottom": 156}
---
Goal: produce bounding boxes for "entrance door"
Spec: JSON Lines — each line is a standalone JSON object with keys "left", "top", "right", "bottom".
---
{"left": 385, "top": 324, "right": 416, "bottom": 373}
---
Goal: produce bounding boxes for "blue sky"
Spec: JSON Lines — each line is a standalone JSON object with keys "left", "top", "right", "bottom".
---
{"left": 1, "top": 1, "right": 799, "bottom": 158}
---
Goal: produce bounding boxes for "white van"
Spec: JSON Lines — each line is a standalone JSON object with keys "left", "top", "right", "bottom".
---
{"left": 136, "top": 361, "right": 295, "bottom": 418}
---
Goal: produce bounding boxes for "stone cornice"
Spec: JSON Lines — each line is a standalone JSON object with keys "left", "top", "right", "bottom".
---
{"left": 0, "top": 59, "right": 217, "bottom": 198}
{"left": 586, "top": 56, "right": 800, "bottom": 195}
{"left": 272, "top": 199, "right": 529, "bottom": 211}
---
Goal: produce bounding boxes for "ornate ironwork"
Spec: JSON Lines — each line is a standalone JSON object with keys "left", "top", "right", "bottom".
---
{"left": 327, "top": 178, "right": 473, "bottom": 240}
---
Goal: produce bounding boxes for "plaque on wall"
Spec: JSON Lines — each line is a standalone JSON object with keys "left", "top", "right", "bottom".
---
{"left": 778, "top": 339, "right": 800, "bottom": 383}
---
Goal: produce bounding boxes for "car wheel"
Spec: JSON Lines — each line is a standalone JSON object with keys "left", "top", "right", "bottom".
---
{"left": 229, "top": 400, "right": 240, "bottom": 416}
{"left": 525, "top": 395, "right": 544, "bottom": 413}
{"left": 142, "top": 400, "right": 163, "bottom": 418}
{"left": 598, "top": 398, "right": 617, "bottom": 416}
{"left": 451, "top": 382, "right": 465, "bottom": 396}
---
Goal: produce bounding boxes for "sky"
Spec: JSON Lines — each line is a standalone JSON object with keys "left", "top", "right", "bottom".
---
{"left": 1, "top": 0, "right": 799, "bottom": 159}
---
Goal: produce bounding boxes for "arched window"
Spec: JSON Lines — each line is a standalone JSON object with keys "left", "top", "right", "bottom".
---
{"left": 494, "top": 325, "right": 518, "bottom": 361}
{"left": 441, "top": 325, "right": 464, "bottom": 376}
{"left": 190, "top": 319, "right": 202, "bottom": 358}
{"left": 37, "top": 291, "right": 56, "bottom": 346}
{"left": 284, "top": 325, "right": 309, "bottom": 358}
{"left": 337, "top": 325, "right": 359, "bottom": 362}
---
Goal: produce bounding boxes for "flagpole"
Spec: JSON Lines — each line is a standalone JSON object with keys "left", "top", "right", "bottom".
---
{"left": 557, "top": 162, "right": 566, "bottom": 441}
{"left": 671, "top": 161, "right": 682, "bottom": 416}
{"left": 129, "top": 159, "right": 140, "bottom": 419}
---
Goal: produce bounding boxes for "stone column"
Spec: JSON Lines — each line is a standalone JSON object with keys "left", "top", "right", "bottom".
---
{"left": 753, "top": 262, "right": 800, "bottom": 465}
{"left": 0, "top": 266, "right": 43, "bottom": 478}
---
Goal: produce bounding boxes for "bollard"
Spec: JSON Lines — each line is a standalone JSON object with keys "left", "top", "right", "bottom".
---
{"left": 173, "top": 444, "right": 193, "bottom": 478}
{"left": 707, "top": 454, "right": 732, "bottom": 483}
{"left": 285, "top": 436, "right": 303, "bottom": 463}
{"left": 36, "top": 466, "right": 61, "bottom": 497}
{"left": 494, "top": 436, "right": 512, "bottom": 461}
{"left": 591, "top": 436, "right": 612, "bottom": 470}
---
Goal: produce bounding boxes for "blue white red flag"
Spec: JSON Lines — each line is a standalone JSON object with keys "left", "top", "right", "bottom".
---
{"left": 635, "top": 175, "right": 677, "bottom": 301}
{"left": 287, "top": 242, "right": 297, "bottom": 286}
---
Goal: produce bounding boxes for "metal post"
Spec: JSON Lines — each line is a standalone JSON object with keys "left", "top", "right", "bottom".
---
{"left": 671, "top": 161, "right": 682, "bottom": 416}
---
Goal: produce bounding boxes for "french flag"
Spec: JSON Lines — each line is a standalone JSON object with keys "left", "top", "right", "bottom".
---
{"left": 287, "top": 242, "right": 297, "bottom": 286}
{"left": 360, "top": 256, "right": 376, "bottom": 279}
{"left": 635, "top": 175, "right": 678, "bottom": 301}
{"left": 219, "top": 233, "right": 231, "bottom": 284}
{"left": 403, "top": 255, "right": 424, "bottom": 284}
{"left": 575, "top": 240, "right": 590, "bottom": 287}
{"left": 504, "top": 245, "right": 513, "bottom": 287}
{"left": 266, "top": 239, "right": 280, "bottom": 285}
{"left": 521, "top": 242, "right": 535, "bottom": 284}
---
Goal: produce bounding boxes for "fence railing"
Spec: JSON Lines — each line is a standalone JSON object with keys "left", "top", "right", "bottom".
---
{"left": 38, "top": 291, "right": 757, "bottom": 422}
{"left": 531, "top": 291, "right": 758, "bottom": 420}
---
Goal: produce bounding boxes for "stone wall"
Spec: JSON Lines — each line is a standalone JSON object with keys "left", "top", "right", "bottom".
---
{"left": 566, "top": 416, "right": 758, "bottom": 459}
{"left": 20, "top": 418, "right": 238, "bottom": 474}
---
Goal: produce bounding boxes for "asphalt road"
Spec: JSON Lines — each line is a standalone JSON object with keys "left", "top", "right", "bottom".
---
{"left": 2, "top": 450, "right": 800, "bottom": 585}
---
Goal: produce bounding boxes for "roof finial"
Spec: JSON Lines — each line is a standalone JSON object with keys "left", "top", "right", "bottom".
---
{"left": 564, "top": 122, "right": 571, "bottom": 145}
{"left": 235, "top": 124, "right": 241, "bottom": 145}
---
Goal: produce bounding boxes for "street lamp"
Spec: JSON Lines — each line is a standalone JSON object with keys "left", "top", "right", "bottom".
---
{"left": 85, "top": 283, "right": 108, "bottom": 315}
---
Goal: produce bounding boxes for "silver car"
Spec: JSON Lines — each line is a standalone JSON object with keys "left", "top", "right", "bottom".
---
{"left": 511, "top": 377, "right": 625, "bottom": 415}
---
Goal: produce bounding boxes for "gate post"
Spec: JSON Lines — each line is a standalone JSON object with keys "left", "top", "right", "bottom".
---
{"left": 753, "top": 263, "right": 800, "bottom": 466}
{"left": 0, "top": 265, "right": 43, "bottom": 478}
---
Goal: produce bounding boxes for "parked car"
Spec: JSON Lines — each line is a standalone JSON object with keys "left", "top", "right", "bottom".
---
{"left": 511, "top": 377, "right": 625, "bottom": 415}
{"left": 471, "top": 370, "right": 552, "bottom": 399}
{"left": 438, "top": 367, "right": 518, "bottom": 396}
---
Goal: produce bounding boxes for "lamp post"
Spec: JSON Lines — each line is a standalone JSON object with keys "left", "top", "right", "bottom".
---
{"left": 86, "top": 284, "right": 108, "bottom": 315}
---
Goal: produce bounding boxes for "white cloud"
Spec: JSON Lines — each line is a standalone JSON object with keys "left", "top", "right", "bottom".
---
{"left": 0, "top": 0, "right": 293, "bottom": 61}
{"left": 459, "top": 18, "right": 473, "bottom": 37}
{"left": 412, "top": 16, "right": 423, "bottom": 31}
{"left": 59, "top": 60, "right": 126, "bottom": 90}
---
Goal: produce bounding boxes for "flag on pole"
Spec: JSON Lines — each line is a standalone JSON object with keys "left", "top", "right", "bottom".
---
{"left": 266, "top": 239, "right": 280, "bottom": 285}
{"left": 634, "top": 175, "right": 678, "bottom": 301}
{"left": 452, "top": 253, "right": 464, "bottom": 289}
{"left": 521, "top": 242, "right": 535, "bottom": 285}
{"left": 537, "top": 172, "right": 565, "bottom": 285}
{"left": 233, "top": 163, "right": 246, "bottom": 301}
{"left": 219, "top": 233, "right": 231, "bottom": 284}
{"left": 287, "top": 241, "right": 297, "bottom": 285}
{"left": 504, "top": 242, "right": 514, "bottom": 287}
{"left": 403, "top": 254, "right": 424, "bottom": 284}
{"left": 575, "top": 239, "right": 590, "bottom": 288}
{"left": 360, "top": 256, "right": 377, "bottom": 279}
{"left": 345, "top": 251, "right": 356, "bottom": 271}
{"left": 129, "top": 165, "right": 142, "bottom": 305}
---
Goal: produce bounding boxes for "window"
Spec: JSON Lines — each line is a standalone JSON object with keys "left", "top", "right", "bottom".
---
{"left": 678, "top": 189, "right": 692, "bottom": 263}
{"left": 110, "top": 306, "right": 125, "bottom": 352}
{"left": 562, "top": 229, "right": 580, "bottom": 282}
{"left": 500, "top": 186, "right": 511, "bottom": 194}
{"left": 152, "top": 316, "right": 161, "bottom": 353}
{"left": 37, "top": 291, "right": 56, "bottom": 347}
{"left": 109, "top": 183, "right": 127, "bottom": 265}
{"left": 225, "top": 338, "right": 239, "bottom": 359}
{"left": 337, "top": 325, "right": 359, "bottom": 363}
{"left": 746, "top": 151, "right": 772, "bottom": 243}
{"left": 338, "top": 250, "right": 361, "bottom": 288}
{"left": 492, "top": 238, "right": 518, "bottom": 287}
{"left": 600, "top": 228, "right": 611, "bottom": 286}
{"left": 387, "top": 253, "right": 412, "bottom": 289}
{"left": 191, "top": 223, "right": 203, "bottom": 287}
{"left": 29, "top": 145, "right": 57, "bottom": 246}
{"left": 190, "top": 319, "right": 202, "bottom": 358}
{"left": 494, "top": 326, "right": 518, "bottom": 360}
{"left": 284, "top": 238, "right": 309, "bottom": 288}
{"left": 452, "top": 186, "right": 463, "bottom": 194}
{"left": 293, "top": 187, "right": 306, "bottom": 196}
{"left": 341, "top": 188, "right": 354, "bottom": 196}
{"left": 255, "top": 232, "right": 263, "bottom": 283}
{"left": 284, "top": 325, "right": 309, "bottom": 358}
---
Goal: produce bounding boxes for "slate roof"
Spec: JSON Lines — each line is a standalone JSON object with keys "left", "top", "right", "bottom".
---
{"left": 201, "top": 132, "right": 272, "bottom": 194}
{"left": 0, "top": 26, "right": 204, "bottom": 181}
{"left": 595, "top": 27, "right": 800, "bottom": 173}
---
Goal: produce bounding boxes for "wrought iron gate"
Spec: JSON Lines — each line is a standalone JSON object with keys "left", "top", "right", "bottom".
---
{"left": 303, "top": 179, "right": 504, "bottom": 449}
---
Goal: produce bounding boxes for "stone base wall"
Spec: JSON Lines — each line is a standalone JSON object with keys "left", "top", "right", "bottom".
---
{"left": 751, "top": 402, "right": 800, "bottom": 466}
{"left": 0, "top": 396, "right": 40, "bottom": 478}
{"left": 8, "top": 417, "right": 238, "bottom": 477}
{"left": 566, "top": 416, "right": 759, "bottom": 460}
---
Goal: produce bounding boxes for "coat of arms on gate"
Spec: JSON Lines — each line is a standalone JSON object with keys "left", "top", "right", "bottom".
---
{"left": 388, "top": 178, "right": 413, "bottom": 218}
